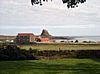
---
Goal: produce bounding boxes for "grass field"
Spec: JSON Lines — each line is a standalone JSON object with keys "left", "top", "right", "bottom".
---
{"left": 18, "top": 43, "right": 100, "bottom": 50}
{"left": 0, "top": 59, "right": 100, "bottom": 74}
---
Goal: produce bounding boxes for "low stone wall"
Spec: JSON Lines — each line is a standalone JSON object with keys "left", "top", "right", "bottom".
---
{"left": 33, "top": 50, "right": 100, "bottom": 59}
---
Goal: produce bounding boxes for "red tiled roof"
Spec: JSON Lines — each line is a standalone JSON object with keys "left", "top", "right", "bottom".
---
{"left": 40, "top": 38, "right": 49, "bottom": 41}
{"left": 17, "top": 33, "right": 34, "bottom": 36}
{"left": 33, "top": 36, "right": 38, "bottom": 38}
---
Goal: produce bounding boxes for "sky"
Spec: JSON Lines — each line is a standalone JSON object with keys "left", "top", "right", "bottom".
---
{"left": 0, "top": 0, "right": 100, "bottom": 36}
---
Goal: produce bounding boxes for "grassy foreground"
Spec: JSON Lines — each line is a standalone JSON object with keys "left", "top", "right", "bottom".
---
{"left": 18, "top": 43, "right": 100, "bottom": 50}
{"left": 0, "top": 59, "right": 100, "bottom": 74}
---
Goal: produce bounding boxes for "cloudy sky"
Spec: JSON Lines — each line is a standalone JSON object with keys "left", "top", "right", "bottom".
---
{"left": 0, "top": 0, "right": 100, "bottom": 36}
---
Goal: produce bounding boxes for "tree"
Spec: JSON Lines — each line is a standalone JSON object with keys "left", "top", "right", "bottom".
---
{"left": 75, "top": 40, "right": 78, "bottom": 43}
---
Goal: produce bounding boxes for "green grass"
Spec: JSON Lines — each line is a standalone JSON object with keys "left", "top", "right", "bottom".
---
{"left": 18, "top": 43, "right": 100, "bottom": 50}
{"left": 0, "top": 59, "right": 100, "bottom": 74}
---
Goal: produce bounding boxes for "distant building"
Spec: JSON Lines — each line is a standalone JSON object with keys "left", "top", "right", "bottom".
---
{"left": 35, "top": 37, "right": 49, "bottom": 42}
{"left": 16, "top": 33, "right": 36, "bottom": 44}
{"left": 0, "top": 35, "right": 15, "bottom": 43}
{"left": 40, "top": 38, "right": 49, "bottom": 42}
{"left": 16, "top": 33, "right": 50, "bottom": 44}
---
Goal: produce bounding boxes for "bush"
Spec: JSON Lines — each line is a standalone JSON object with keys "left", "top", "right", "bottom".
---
{"left": 0, "top": 44, "right": 37, "bottom": 60}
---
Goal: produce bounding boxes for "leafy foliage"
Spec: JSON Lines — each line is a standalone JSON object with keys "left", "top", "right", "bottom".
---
{"left": 0, "top": 44, "right": 37, "bottom": 60}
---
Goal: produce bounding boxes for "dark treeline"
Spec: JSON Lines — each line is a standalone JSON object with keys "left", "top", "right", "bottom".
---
{"left": 0, "top": 44, "right": 100, "bottom": 60}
